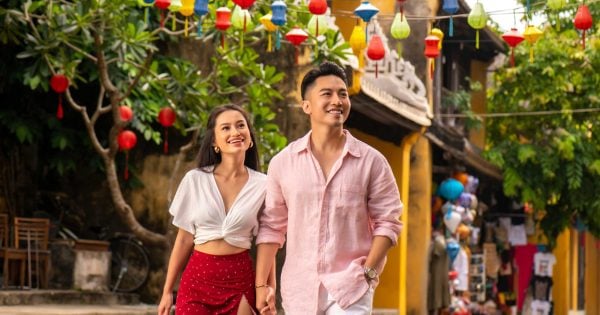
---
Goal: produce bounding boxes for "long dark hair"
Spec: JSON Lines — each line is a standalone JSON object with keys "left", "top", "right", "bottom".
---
{"left": 196, "top": 104, "right": 260, "bottom": 171}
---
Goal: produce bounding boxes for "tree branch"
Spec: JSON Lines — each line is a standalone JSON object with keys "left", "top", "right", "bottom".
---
{"left": 119, "top": 51, "right": 154, "bottom": 102}
{"left": 91, "top": 85, "right": 111, "bottom": 125}
{"left": 63, "top": 40, "right": 98, "bottom": 62}
{"left": 64, "top": 89, "right": 108, "bottom": 156}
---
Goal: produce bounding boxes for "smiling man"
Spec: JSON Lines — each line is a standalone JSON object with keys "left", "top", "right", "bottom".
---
{"left": 255, "top": 61, "right": 403, "bottom": 314}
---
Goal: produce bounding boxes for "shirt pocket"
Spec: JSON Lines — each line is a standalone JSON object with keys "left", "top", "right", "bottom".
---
{"left": 338, "top": 184, "right": 367, "bottom": 209}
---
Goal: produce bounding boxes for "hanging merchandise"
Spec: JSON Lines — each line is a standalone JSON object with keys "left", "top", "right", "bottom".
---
{"left": 271, "top": 0, "right": 287, "bottom": 51}
{"left": 155, "top": 0, "right": 171, "bottom": 28}
{"left": 444, "top": 207, "right": 462, "bottom": 233}
{"left": 523, "top": 25, "right": 543, "bottom": 62}
{"left": 390, "top": 12, "right": 410, "bottom": 40}
{"left": 354, "top": 1, "right": 380, "bottom": 42}
{"left": 260, "top": 13, "right": 278, "bottom": 52}
{"left": 232, "top": 6, "right": 254, "bottom": 49}
{"left": 502, "top": 28, "right": 524, "bottom": 67}
{"left": 168, "top": 0, "right": 182, "bottom": 31}
{"left": 117, "top": 130, "right": 137, "bottom": 180}
{"left": 215, "top": 7, "right": 232, "bottom": 49}
{"left": 446, "top": 238, "right": 460, "bottom": 263}
{"left": 574, "top": 4, "right": 593, "bottom": 49}
{"left": 138, "top": 0, "right": 155, "bottom": 26}
{"left": 193, "top": 0, "right": 209, "bottom": 36}
{"left": 119, "top": 106, "right": 134, "bottom": 123}
{"left": 285, "top": 27, "right": 309, "bottom": 64}
{"left": 366, "top": 35, "right": 385, "bottom": 78}
{"left": 158, "top": 107, "right": 176, "bottom": 154}
{"left": 546, "top": 0, "right": 565, "bottom": 30}
{"left": 438, "top": 178, "right": 464, "bottom": 202}
{"left": 424, "top": 34, "right": 440, "bottom": 79}
{"left": 50, "top": 74, "right": 69, "bottom": 120}
{"left": 180, "top": 0, "right": 194, "bottom": 37}
{"left": 467, "top": 1, "right": 487, "bottom": 49}
{"left": 442, "top": 0, "right": 459, "bottom": 37}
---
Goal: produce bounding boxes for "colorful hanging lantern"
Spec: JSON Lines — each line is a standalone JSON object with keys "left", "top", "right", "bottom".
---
{"left": 271, "top": 0, "right": 287, "bottom": 52}
{"left": 390, "top": 12, "right": 410, "bottom": 40}
{"left": 467, "top": 1, "right": 487, "bottom": 49}
{"left": 119, "top": 106, "right": 134, "bottom": 123}
{"left": 442, "top": 0, "right": 459, "bottom": 37}
{"left": 308, "top": 15, "right": 328, "bottom": 56}
{"left": 168, "top": 0, "right": 182, "bottom": 31}
{"left": 138, "top": 0, "right": 155, "bottom": 26}
{"left": 308, "top": 0, "right": 328, "bottom": 38}
{"left": 502, "top": 28, "right": 524, "bottom": 67}
{"left": 366, "top": 34, "right": 385, "bottom": 78}
{"left": 349, "top": 24, "right": 366, "bottom": 57}
{"left": 574, "top": 4, "right": 593, "bottom": 49}
{"left": 180, "top": 0, "right": 194, "bottom": 37}
{"left": 354, "top": 1, "right": 379, "bottom": 42}
{"left": 50, "top": 74, "right": 69, "bottom": 120}
{"left": 260, "top": 13, "right": 278, "bottom": 52}
{"left": 117, "top": 130, "right": 137, "bottom": 180}
{"left": 438, "top": 178, "right": 463, "bottom": 201}
{"left": 158, "top": 107, "right": 176, "bottom": 154}
{"left": 397, "top": 0, "right": 407, "bottom": 17}
{"left": 233, "top": 0, "right": 255, "bottom": 9}
{"left": 285, "top": 27, "right": 308, "bottom": 65}
{"left": 424, "top": 34, "right": 441, "bottom": 79}
{"left": 215, "top": 7, "right": 232, "bottom": 49}
{"left": 194, "top": 0, "right": 209, "bottom": 36}
{"left": 523, "top": 25, "right": 543, "bottom": 62}
{"left": 547, "top": 0, "right": 566, "bottom": 30}
{"left": 431, "top": 28, "right": 444, "bottom": 50}
{"left": 232, "top": 6, "right": 254, "bottom": 49}
{"left": 155, "top": 0, "right": 171, "bottom": 28}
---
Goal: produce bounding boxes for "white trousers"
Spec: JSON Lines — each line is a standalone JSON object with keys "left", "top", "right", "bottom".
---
{"left": 317, "top": 284, "right": 375, "bottom": 315}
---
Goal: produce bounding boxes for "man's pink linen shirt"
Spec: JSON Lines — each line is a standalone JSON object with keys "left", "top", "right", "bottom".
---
{"left": 257, "top": 130, "right": 403, "bottom": 314}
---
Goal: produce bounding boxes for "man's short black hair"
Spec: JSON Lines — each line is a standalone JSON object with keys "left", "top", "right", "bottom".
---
{"left": 300, "top": 61, "right": 348, "bottom": 100}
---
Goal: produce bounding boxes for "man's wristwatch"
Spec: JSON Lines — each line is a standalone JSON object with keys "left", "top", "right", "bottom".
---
{"left": 364, "top": 266, "right": 378, "bottom": 281}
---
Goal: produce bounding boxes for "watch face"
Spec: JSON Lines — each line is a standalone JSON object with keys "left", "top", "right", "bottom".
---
{"left": 366, "top": 268, "right": 377, "bottom": 279}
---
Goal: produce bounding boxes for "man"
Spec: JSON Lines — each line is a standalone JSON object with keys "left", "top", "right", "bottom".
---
{"left": 255, "top": 61, "right": 403, "bottom": 314}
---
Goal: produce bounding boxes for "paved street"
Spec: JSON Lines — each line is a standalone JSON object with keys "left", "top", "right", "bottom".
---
{"left": 0, "top": 304, "right": 156, "bottom": 315}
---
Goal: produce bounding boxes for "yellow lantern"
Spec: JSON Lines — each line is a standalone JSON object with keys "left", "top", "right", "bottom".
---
{"left": 431, "top": 27, "right": 444, "bottom": 50}
{"left": 180, "top": 0, "right": 194, "bottom": 37}
{"left": 349, "top": 24, "right": 366, "bottom": 68}
{"left": 523, "top": 25, "right": 543, "bottom": 62}
{"left": 260, "top": 13, "right": 277, "bottom": 52}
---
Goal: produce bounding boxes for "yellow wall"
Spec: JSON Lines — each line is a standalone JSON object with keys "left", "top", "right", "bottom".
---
{"left": 553, "top": 229, "right": 572, "bottom": 315}
{"left": 585, "top": 233, "right": 599, "bottom": 315}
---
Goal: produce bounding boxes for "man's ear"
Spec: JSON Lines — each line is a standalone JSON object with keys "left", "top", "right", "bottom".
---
{"left": 301, "top": 100, "right": 311, "bottom": 114}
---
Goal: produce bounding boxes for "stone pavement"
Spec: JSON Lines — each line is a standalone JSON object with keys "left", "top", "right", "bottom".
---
{"left": 0, "top": 304, "right": 157, "bottom": 315}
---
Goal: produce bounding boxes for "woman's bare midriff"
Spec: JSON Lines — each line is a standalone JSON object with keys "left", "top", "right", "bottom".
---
{"left": 194, "top": 239, "right": 247, "bottom": 255}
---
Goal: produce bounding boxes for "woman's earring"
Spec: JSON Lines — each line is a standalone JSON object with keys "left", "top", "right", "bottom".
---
{"left": 214, "top": 146, "right": 220, "bottom": 153}
{"left": 249, "top": 141, "right": 254, "bottom": 148}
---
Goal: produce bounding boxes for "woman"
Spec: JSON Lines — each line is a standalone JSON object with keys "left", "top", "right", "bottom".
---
{"left": 158, "top": 104, "right": 275, "bottom": 315}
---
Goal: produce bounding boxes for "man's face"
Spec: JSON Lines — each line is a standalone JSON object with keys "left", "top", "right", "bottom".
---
{"left": 302, "top": 75, "right": 350, "bottom": 127}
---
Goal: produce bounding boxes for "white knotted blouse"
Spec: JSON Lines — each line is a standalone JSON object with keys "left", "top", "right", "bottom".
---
{"left": 169, "top": 167, "right": 267, "bottom": 249}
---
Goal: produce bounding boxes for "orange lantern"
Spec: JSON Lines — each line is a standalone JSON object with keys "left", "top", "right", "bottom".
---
{"left": 366, "top": 34, "right": 385, "bottom": 78}
{"left": 158, "top": 107, "right": 176, "bottom": 154}
{"left": 502, "top": 28, "right": 525, "bottom": 67}
{"left": 285, "top": 27, "right": 308, "bottom": 65}
{"left": 117, "top": 130, "right": 137, "bottom": 180}
{"left": 424, "top": 35, "right": 440, "bottom": 79}
{"left": 574, "top": 4, "right": 593, "bottom": 49}
{"left": 50, "top": 74, "right": 69, "bottom": 120}
{"left": 215, "top": 7, "right": 232, "bottom": 48}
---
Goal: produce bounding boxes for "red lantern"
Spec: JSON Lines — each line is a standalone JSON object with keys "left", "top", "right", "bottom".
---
{"left": 155, "top": 0, "right": 170, "bottom": 28}
{"left": 367, "top": 34, "right": 385, "bottom": 78}
{"left": 574, "top": 4, "right": 593, "bottom": 49}
{"left": 232, "top": 0, "right": 255, "bottom": 9}
{"left": 502, "top": 28, "right": 524, "bottom": 67}
{"left": 215, "top": 7, "right": 232, "bottom": 48}
{"left": 158, "top": 107, "right": 176, "bottom": 154}
{"left": 117, "top": 130, "right": 137, "bottom": 180}
{"left": 119, "top": 106, "right": 134, "bottom": 123}
{"left": 308, "top": 0, "right": 327, "bottom": 37}
{"left": 285, "top": 27, "right": 309, "bottom": 65}
{"left": 424, "top": 35, "right": 440, "bottom": 79}
{"left": 50, "top": 74, "right": 69, "bottom": 120}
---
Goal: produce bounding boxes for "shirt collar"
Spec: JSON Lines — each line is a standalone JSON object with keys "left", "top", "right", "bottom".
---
{"left": 291, "top": 129, "right": 361, "bottom": 158}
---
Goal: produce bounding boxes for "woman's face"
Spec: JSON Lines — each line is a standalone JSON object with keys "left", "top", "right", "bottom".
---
{"left": 213, "top": 109, "right": 252, "bottom": 156}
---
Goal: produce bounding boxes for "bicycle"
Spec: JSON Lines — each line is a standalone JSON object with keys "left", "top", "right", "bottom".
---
{"left": 35, "top": 191, "right": 151, "bottom": 293}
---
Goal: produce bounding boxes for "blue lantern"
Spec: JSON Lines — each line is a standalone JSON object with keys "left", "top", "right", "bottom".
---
{"left": 354, "top": 1, "right": 379, "bottom": 22}
{"left": 446, "top": 239, "right": 460, "bottom": 263}
{"left": 442, "top": 0, "right": 459, "bottom": 37}
{"left": 271, "top": 0, "right": 287, "bottom": 50}
{"left": 194, "top": 0, "right": 208, "bottom": 35}
{"left": 437, "top": 178, "right": 464, "bottom": 201}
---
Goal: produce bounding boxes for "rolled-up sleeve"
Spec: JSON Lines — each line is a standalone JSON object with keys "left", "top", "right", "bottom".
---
{"left": 256, "top": 155, "right": 288, "bottom": 247}
{"left": 367, "top": 155, "right": 403, "bottom": 245}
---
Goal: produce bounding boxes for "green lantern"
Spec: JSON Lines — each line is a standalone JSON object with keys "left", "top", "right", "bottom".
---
{"left": 467, "top": 2, "right": 487, "bottom": 49}
{"left": 168, "top": 0, "right": 182, "bottom": 30}
{"left": 232, "top": 5, "right": 254, "bottom": 49}
{"left": 390, "top": 12, "right": 410, "bottom": 40}
{"left": 308, "top": 15, "right": 328, "bottom": 37}
{"left": 547, "top": 0, "right": 566, "bottom": 30}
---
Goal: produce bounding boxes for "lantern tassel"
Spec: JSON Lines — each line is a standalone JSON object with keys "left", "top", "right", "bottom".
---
{"left": 476, "top": 30, "right": 480, "bottom": 49}
{"left": 430, "top": 59, "right": 434, "bottom": 79}
{"left": 144, "top": 8, "right": 149, "bottom": 27}
{"left": 529, "top": 47, "right": 534, "bottom": 62}
{"left": 582, "top": 30, "right": 586, "bottom": 49}
{"left": 164, "top": 128, "right": 169, "bottom": 154}
{"left": 375, "top": 62, "right": 378, "bottom": 79}
{"left": 240, "top": 32, "right": 244, "bottom": 50}
{"left": 197, "top": 17, "right": 203, "bottom": 36}
{"left": 185, "top": 17, "right": 189, "bottom": 37}
{"left": 172, "top": 15, "right": 176, "bottom": 31}
{"left": 57, "top": 94, "right": 64, "bottom": 120}
{"left": 160, "top": 11, "right": 165, "bottom": 28}
{"left": 316, "top": 18, "right": 319, "bottom": 38}
{"left": 510, "top": 48, "right": 515, "bottom": 67}
{"left": 267, "top": 33, "right": 272, "bottom": 52}
{"left": 124, "top": 151, "right": 129, "bottom": 180}
{"left": 275, "top": 29, "right": 281, "bottom": 50}
{"left": 243, "top": 15, "right": 247, "bottom": 33}
{"left": 449, "top": 16, "right": 454, "bottom": 37}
